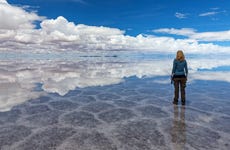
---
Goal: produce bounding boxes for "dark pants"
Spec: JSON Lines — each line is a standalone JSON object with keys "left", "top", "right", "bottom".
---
{"left": 173, "top": 77, "right": 187, "bottom": 102}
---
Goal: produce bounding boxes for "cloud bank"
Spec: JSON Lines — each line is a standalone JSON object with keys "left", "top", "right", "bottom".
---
{"left": 153, "top": 28, "right": 230, "bottom": 42}
{"left": 0, "top": 1, "right": 230, "bottom": 54}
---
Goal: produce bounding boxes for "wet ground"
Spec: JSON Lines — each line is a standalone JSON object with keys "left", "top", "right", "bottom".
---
{"left": 0, "top": 76, "right": 229, "bottom": 150}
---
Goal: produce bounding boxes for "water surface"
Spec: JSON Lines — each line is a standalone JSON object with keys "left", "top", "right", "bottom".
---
{"left": 0, "top": 52, "right": 229, "bottom": 150}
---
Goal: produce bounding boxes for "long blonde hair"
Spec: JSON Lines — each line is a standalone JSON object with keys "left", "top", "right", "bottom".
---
{"left": 176, "top": 50, "right": 185, "bottom": 61}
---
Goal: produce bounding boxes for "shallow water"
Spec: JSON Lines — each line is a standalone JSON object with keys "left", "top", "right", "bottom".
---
{"left": 0, "top": 53, "right": 229, "bottom": 150}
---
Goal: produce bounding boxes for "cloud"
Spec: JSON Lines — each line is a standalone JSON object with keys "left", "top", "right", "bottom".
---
{"left": 175, "top": 12, "right": 188, "bottom": 19}
{"left": 210, "top": 7, "right": 219, "bottom": 10}
{"left": 0, "top": 0, "right": 44, "bottom": 30}
{"left": 153, "top": 28, "right": 230, "bottom": 42}
{"left": 153, "top": 28, "right": 196, "bottom": 36}
{"left": 199, "top": 11, "right": 219, "bottom": 17}
{"left": 198, "top": 8, "right": 227, "bottom": 18}
{"left": 1, "top": 1, "right": 230, "bottom": 55}
{"left": 0, "top": 0, "right": 7, "bottom": 4}
{"left": 71, "top": 0, "right": 87, "bottom": 4}
{"left": 40, "top": 16, "right": 124, "bottom": 37}
{"left": 190, "top": 30, "right": 230, "bottom": 41}
{"left": 46, "top": 0, "right": 88, "bottom": 5}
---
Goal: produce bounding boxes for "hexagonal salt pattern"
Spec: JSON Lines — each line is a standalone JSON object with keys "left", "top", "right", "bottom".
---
{"left": 0, "top": 77, "right": 230, "bottom": 150}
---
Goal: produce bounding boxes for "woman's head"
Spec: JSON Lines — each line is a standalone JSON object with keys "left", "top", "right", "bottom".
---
{"left": 176, "top": 50, "right": 185, "bottom": 61}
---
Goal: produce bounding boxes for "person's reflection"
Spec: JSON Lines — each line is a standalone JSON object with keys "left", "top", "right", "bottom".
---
{"left": 171, "top": 105, "right": 186, "bottom": 150}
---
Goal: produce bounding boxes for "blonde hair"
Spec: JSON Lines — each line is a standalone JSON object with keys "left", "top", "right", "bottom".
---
{"left": 176, "top": 50, "right": 185, "bottom": 61}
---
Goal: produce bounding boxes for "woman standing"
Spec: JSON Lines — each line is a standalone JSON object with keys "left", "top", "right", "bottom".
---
{"left": 172, "top": 50, "right": 188, "bottom": 105}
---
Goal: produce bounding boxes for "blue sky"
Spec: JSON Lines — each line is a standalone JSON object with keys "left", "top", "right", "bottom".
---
{"left": 7, "top": 0, "right": 230, "bottom": 36}
{"left": 1, "top": 0, "right": 230, "bottom": 54}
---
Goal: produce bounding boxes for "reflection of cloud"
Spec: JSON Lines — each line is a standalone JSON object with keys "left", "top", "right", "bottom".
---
{"left": 189, "top": 59, "right": 230, "bottom": 71}
{"left": 42, "top": 77, "right": 123, "bottom": 96}
{"left": 191, "top": 72, "right": 230, "bottom": 82}
{"left": 0, "top": 82, "right": 44, "bottom": 112}
{"left": 0, "top": 56, "right": 230, "bottom": 111}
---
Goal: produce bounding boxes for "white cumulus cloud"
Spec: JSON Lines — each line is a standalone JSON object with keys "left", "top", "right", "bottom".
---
{"left": 0, "top": 0, "right": 44, "bottom": 30}
{"left": 153, "top": 28, "right": 230, "bottom": 42}
{"left": 1, "top": 1, "right": 230, "bottom": 55}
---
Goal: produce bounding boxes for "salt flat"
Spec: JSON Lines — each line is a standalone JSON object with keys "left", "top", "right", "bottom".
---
{"left": 0, "top": 76, "right": 229, "bottom": 150}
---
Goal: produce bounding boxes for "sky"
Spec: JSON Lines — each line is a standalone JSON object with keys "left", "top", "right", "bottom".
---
{"left": 1, "top": 0, "right": 230, "bottom": 54}
{"left": 6, "top": 0, "right": 230, "bottom": 35}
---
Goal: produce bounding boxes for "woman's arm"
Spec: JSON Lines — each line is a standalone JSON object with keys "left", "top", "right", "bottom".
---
{"left": 172, "top": 59, "right": 176, "bottom": 74}
{"left": 185, "top": 60, "right": 188, "bottom": 77}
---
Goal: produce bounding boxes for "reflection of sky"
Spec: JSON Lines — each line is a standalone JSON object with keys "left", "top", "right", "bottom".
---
{"left": 0, "top": 52, "right": 230, "bottom": 111}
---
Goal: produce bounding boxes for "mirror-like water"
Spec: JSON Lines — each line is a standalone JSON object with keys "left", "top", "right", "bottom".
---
{"left": 0, "top": 52, "right": 229, "bottom": 150}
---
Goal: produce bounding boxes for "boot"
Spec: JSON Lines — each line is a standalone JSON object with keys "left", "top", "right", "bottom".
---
{"left": 181, "top": 100, "right": 186, "bottom": 105}
{"left": 173, "top": 99, "right": 178, "bottom": 105}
